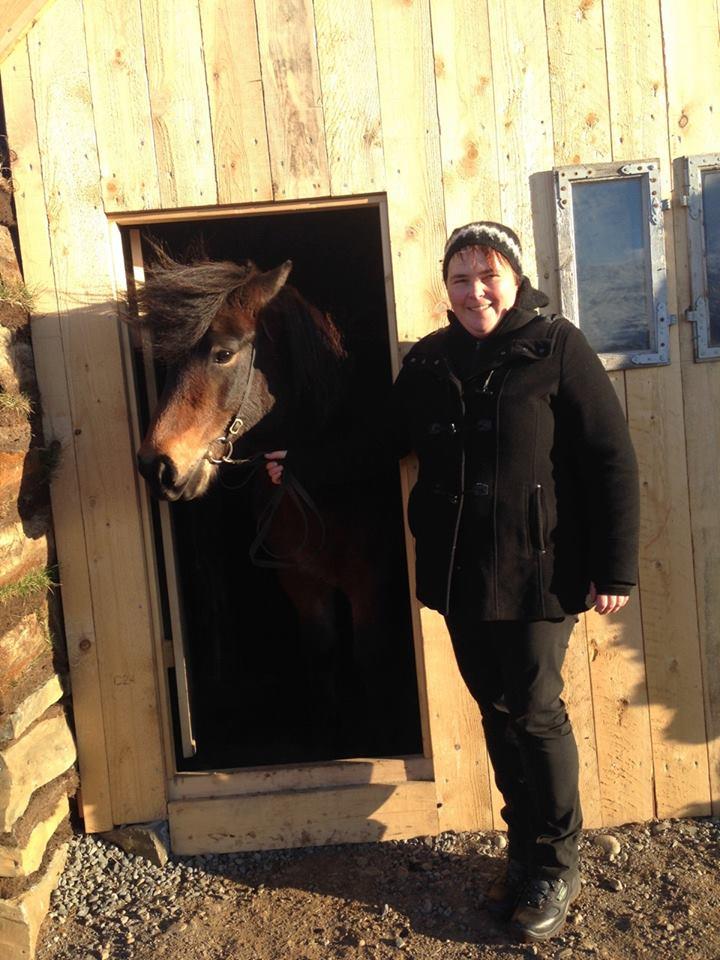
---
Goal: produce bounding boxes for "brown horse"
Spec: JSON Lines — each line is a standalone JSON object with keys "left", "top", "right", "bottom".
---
{"left": 133, "top": 250, "right": 417, "bottom": 759}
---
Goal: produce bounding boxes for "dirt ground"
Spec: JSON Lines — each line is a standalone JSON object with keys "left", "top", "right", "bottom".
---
{"left": 35, "top": 815, "right": 720, "bottom": 960}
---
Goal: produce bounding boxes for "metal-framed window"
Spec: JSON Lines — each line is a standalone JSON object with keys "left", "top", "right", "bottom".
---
{"left": 554, "top": 160, "right": 672, "bottom": 370}
{"left": 682, "top": 154, "right": 720, "bottom": 361}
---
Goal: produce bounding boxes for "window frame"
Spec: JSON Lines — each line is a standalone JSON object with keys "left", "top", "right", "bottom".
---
{"left": 554, "top": 159, "right": 672, "bottom": 371}
{"left": 683, "top": 153, "right": 720, "bottom": 361}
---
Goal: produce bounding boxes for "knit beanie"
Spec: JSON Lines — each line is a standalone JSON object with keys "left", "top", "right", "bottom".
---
{"left": 442, "top": 221, "right": 523, "bottom": 280}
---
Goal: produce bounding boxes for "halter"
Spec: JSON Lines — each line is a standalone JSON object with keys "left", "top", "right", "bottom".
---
{"left": 205, "top": 344, "right": 257, "bottom": 465}
{"left": 202, "top": 342, "right": 325, "bottom": 567}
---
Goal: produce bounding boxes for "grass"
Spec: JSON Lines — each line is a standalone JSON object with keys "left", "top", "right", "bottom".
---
{"left": 0, "top": 277, "right": 34, "bottom": 312}
{"left": 0, "top": 566, "right": 58, "bottom": 606}
{"left": 0, "top": 390, "right": 33, "bottom": 416}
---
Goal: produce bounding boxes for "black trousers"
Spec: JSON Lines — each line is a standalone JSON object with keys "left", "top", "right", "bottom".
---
{"left": 444, "top": 611, "right": 582, "bottom": 879}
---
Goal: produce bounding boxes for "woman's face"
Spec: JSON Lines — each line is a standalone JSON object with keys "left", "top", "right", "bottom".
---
{"left": 445, "top": 247, "right": 520, "bottom": 338}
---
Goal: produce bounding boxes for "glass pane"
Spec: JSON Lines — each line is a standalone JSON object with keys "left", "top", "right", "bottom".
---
{"left": 572, "top": 178, "right": 652, "bottom": 353}
{"left": 702, "top": 169, "right": 720, "bottom": 346}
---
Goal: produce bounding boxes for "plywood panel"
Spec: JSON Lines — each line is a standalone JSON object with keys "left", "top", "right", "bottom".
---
{"left": 313, "top": 0, "right": 384, "bottom": 196}
{"left": 140, "top": 0, "right": 217, "bottom": 207}
{"left": 429, "top": 0, "right": 501, "bottom": 230}
{"left": 604, "top": 0, "right": 711, "bottom": 819}
{"left": 1, "top": 37, "right": 113, "bottom": 833}
{"left": 486, "top": 0, "right": 554, "bottom": 287}
{"left": 169, "top": 780, "right": 439, "bottom": 854}
{"left": 254, "top": 0, "right": 329, "bottom": 200}
{"left": 371, "top": 0, "right": 446, "bottom": 342}
{"left": 198, "top": 0, "right": 273, "bottom": 204}
{"left": 660, "top": 0, "right": 720, "bottom": 814}
{"left": 27, "top": 0, "right": 165, "bottom": 824}
{"left": 82, "top": 0, "right": 160, "bottom": 212}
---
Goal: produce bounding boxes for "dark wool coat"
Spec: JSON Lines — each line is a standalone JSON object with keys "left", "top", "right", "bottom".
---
{"left": 393, "top": 280, "right": 640, "bottom": 620}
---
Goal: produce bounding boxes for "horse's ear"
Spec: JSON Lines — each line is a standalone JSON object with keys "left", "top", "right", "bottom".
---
{"left": 250, "top": 260, "right": 293, "bottom": 308}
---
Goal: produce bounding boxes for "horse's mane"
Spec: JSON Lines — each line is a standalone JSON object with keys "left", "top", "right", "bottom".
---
{"left": 133, "top": 249, "right": 348, "bottom": 423}
{"left": 132, "top": 248, "right": 256, "bottom": 363}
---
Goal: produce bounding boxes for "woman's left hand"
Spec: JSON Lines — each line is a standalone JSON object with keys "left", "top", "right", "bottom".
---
{"left": 589, "top": 582, "right": 629, "bottom": 615}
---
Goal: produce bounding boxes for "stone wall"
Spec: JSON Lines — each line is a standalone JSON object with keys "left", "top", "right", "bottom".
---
{"left": 0, "top": 179, "right": 77, "bottom": 959}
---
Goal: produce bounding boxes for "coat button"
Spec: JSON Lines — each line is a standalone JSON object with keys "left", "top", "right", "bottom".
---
{"left": 448, "top": 422, "right": 457, "bottom": 434}
{"left": 449, "top": 495, "right": 459, "bottom": 504}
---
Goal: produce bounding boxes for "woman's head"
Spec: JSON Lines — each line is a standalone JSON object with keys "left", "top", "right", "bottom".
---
{"left": 443, "top": 222, "right": 523, "bottom": 338}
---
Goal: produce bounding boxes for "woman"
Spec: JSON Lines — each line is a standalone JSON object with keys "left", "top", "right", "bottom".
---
{"left": 391, "top": 221, "right": 639, "bottom": 943}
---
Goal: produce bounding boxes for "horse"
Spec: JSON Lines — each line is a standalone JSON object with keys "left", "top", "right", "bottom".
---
{"left": 132, "top": 249, "right": 418, "bottom": 761}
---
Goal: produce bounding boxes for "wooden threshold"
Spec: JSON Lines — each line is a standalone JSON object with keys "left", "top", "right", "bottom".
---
{"left": 169, "top": 755, "right": 433, "bottom": 801}
{"left": 169, "top": 780, "right": 439, "bottom": 854}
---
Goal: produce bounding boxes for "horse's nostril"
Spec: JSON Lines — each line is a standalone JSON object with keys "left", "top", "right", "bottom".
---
{"left": 137, "top": 451, "right": 176, "bottom": 490}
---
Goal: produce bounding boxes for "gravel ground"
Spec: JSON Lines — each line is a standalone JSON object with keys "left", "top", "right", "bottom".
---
{"left": 37, "top": 817, "right": 720, "bottom": 960}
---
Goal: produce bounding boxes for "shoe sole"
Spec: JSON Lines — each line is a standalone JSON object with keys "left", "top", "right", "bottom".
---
{"left": 514, "top": 877, "right": 582, "bottom": 943}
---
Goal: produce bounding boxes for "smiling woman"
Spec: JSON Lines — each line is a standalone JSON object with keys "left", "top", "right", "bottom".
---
{"left": 392, "top": 219, "right": 640, "bottom": 943}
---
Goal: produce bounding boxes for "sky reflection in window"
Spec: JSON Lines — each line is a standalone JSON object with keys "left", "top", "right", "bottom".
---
{"left": 572, "top": 178, "right": 651, "bottom": 353}
{"left": 702, "top": 169, "right": 720, "bottom": 346}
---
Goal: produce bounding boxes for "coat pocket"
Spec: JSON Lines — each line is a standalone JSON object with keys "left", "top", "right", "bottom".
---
{"left": 528, "top": 483, "right": 547, "bottom": 554}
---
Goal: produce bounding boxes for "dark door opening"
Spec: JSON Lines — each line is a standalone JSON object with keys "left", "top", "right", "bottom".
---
{"left": 126, "top": 202, "right": 422, "bottom": 771}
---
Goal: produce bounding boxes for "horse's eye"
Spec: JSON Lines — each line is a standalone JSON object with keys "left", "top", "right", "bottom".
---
{"left": 213, "top": 350, "right": 234, "bottom": 365}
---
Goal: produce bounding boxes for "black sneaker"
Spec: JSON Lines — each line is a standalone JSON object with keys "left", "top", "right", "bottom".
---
{"left": 510, "top": 872, "right": 581, "bottom": 942}
{"left": 484, "top": 860, "right": 529, "bottom": 920}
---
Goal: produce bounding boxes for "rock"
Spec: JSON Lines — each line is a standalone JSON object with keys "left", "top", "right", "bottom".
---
{"left": 492, "top": 833, "right": 508, "bottom": 850}
{"left": 100, "top": 822, "right": 170, "bottom": 868}
{"left": 593, "top": 834, "right": 622, "bottom": 858}
{"left": 606, "top": 877, "right": 624, "bottom": 892}
{"left": 0, "top": 676, "right": 64, "bottom": 747}
{"left": 0, "top": 711, "right": 76, "bottom": 831}
{"left": 0, "top": 793, "right": 69, "bottom": 878}
{"left": 557, "top": 950, "right": 574, "bottom": 959}
{"left": 0, "top": 842, "right": 67, "bottom": 959}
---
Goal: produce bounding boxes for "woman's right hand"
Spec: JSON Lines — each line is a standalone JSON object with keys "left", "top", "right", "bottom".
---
{"left": 264, "top": 450, "right": 287, "bottom": 485}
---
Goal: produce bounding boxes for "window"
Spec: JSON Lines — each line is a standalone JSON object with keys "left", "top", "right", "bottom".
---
{"left": 683, "top": 154, "right": 720, "bottom": 361}
{"left": 554, "top": 160, "right": 672, "bottom": 370}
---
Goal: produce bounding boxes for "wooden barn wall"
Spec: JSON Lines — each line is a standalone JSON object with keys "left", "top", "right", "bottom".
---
{"left": 1, "top": 0, "right": 718, "bottom": 834}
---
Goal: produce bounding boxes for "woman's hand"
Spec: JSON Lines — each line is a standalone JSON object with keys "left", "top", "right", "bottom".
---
{"left": 589, "top": 582, "right": 629, "bottom": 615}
{"left": 264, "top": 450, "right": 287, "bottom": 485}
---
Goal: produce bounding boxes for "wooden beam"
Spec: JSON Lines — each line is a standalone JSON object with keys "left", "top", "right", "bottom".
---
{"left": 0, "top": 0, "right": 56, "bottom": 65}
{"left": 169, "top": 780, "right": 439, "bottom": 854}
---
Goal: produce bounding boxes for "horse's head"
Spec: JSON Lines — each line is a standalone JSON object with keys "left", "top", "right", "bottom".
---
{"left": 135, "top": 255, "right": 293, "bottom": 500}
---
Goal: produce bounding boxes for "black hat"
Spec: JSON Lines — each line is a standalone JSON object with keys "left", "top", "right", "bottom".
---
{"left": 442, "top": 221, "right": 523, "bottom": 280}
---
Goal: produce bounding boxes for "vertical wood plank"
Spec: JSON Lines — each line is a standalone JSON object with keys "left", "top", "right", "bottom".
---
{"left": 660, "top": 0, "right": 720, "bottom": 815}
{"left": 198, "top": 0, "right": 273, "bottom": 204}
{"left": 1, "top": 37, "right": 114, "bottom": 833}
{"left": 82, "top": 0, "right": 161, "bottom": 212}
{"left": 605, "top": 0, "right": 711, "bottom": 819}
{"left": 313, "top": 0, "right": 385, "bottom": 196}
{"left": 544, "top": 0, "right": 612, "bottom": 164}
{"left": 429, "top": 0, "right": 501, "bottom": 230}
{"left": 254, "top": 0, "right": 330, "bottom": 200}
{"left": 28, "top": 0, "right": 166, "bottom": 824}
{"left": 586, "top": 370, "right": 654, "bottom": 824}
{"left": 543, "top": 0, "right": 615, "bottom": 828}
{"left": 486, "top": 0, "right": 555, "bottom": 287}
{"left": 372, "top": 0, "right": 491, "bottom": 832}
{"left": 420, "top": 609, "right": 493, "bottom": 832}
{"left": 371, "top": 0, "right": 447, "bottom": 342}
{"left": 140, "top": 0, "right": 218, "bottom": 208}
